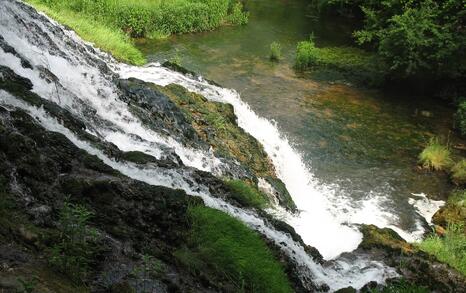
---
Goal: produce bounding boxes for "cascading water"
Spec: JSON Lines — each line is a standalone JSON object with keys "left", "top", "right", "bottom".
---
{"left": 1, "top": 0, "right": 444, "bottom": 290}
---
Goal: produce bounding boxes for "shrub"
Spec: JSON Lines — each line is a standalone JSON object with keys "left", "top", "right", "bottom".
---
{"left": 418, "top": 223, "right": 466, "bottom": 276}
{"left": 224, "top": 179, "right": 268, "bottom": 208}
{"left": 451, "top": 160, "right": 466, "bottom": 185}
{"left": 418, "top": 137, "right": 452, "bottom": 171}
{"left": 295, "top": 39, "right": 320, "bottom": 70}
{"left": 269, "top": 41, "right": 282, "bottom": 61}
{"left": 178, "top": 206, "right": 293, "bottom": 293}
{"left": 49, "top": 202, "right": 99, "bottom": 283}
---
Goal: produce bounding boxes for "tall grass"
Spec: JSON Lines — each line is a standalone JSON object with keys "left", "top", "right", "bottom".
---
{"left": 26, "top": 0, "right": 146, "bottom": 65}
{"left": 451, "top": 160, "right": 466, "bottom": 185}
{"left": 269, "top": 41, "right": 282, "bottom": 61}
{"left": 418, "top": 223, "right": 466, "bottom": 276}
{"left": 418, "top": 137, "right": 452, "bottom": 171}
{"left": 33, "top": 0, "right": 248, "bottom": 37}
{"left": 26, "top": 0, "right": 248, "bottom": 65}
{"left": 177, "top": 206, "right": 293, "bottom": 292}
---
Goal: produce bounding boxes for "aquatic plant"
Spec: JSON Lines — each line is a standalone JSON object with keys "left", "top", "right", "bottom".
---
{"left": 176, "top": 205, "right": 293, "bottom": 293}
{"left": 370, "top": 279, "right": 429, "bottom": 293}
{"left": 451, "top": 160, "right": 466, "bottom": 185}
{"left": 418, "top": 223, "right": 466, "bottom": 276}
{"left": 269, "top": 41, "right": 282, "bottom": 61}
{"left": 418, "top": 137, "right": 452, "bottom": 171}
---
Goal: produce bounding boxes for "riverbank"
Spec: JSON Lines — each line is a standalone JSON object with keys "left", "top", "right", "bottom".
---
{"left": 25, "top": 0, "right": 248, "bottom": 64}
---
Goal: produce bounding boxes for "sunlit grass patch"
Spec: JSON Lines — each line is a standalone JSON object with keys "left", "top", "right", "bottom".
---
{"left": 224, "top": 179, "right": 269, "bottom": 209}
{"left": 418, "top": 137, "right": 452, "bottom": 171}
{"left": 176, "top": 206, "right": 293, "bottom": 292}
{"left": 418, "top": 223, "right": 466, "bottom": 276}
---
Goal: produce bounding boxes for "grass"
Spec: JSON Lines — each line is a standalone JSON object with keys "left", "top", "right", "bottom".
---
{"left": 448, "top": 189, "right": 466, "bottom": 207}
{"left": 25, "top": 0, "right": 248, "bottom": 65}
{"left": 25, "top": 0, "right": 146, "bottom": 65}
{"left": 224, "top": 179, "right": 269, "bottom": 209}
{"left": 177, "top": 205, "right": 293, "bottom": 292}
{"left": 418, "top": 137, "right": 453, "bottom": 171}
{"left": 269, "top": 41, "right": 282, "bottom": 61}
{"left": 451, "top": 160, "right": 466, "bottom": 185}
{"left": 418, "top": 223, "right": 466, "bottom": 276}
{"left": 295, "top": 38, "right": 385, "bottom": 86}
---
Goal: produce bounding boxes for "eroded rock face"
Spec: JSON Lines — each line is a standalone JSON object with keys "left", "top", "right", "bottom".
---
{"left": 356, "top": 225, "right": 466, "bottom": 292}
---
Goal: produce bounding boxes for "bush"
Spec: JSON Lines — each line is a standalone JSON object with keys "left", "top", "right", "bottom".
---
{"left": 295, "top": 39, "right": 321, "bottom": 70}
{"left": 418, "top": 223, "right": 466, "bottom": 276}
{"left": 49, "top": 202, "right": 99, "bottom": 283}
{"left": 451, "top": 160, "right": 466, "bottom": 185}
{"left": 178, "top": 206, "right": 293, "bottom": 293}
{"left": 418, "top": 137, "right": 452, "bottom": 171}
{"left": 269, "top": 41, "right": 282, "bottom": 61}
{"left": 224, "top": 179, "right": 268, "bottom": 209}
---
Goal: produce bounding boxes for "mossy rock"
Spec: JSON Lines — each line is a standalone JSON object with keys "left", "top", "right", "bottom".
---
{"left": 359, "top": 225, "right": 415, "bottom": 254}
{"left": 157, "top": 83, "right": 276, "bottom": 178}
{"left": 433, "top": 205, "right": 466, "bottom": 228}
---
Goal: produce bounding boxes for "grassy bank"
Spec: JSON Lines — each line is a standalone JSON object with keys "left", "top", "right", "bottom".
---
{"left": 26, "top": 0, "right": 248, "bottom": 65}
{"left": 175, "top": 205, "right": 293, "bottom": 292}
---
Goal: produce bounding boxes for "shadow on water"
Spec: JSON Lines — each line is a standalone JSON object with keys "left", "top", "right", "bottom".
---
{"left": 136, "top": 0, "right": 461, "bottom": 232}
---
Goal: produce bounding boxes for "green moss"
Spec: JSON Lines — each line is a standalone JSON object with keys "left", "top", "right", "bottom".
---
{"left": 178, "top": 205, "right": 293, "bottom": 293}
{"left": 451, "top": 160, "right": 466, "bottom": 185}
{"left": 418, "top": 137, "right": 452, "bottom": 171}
{"left": 25, "top": 0, "right": 146, "bottom": 65}
{"left": 158, "top": 84, "right": 276, "bottom": 178}
{"left": 359, "top": 225, "right": 415, "bottom": 254}
{"left": 224, "top": 179, "right": 268, "bottom": 209}
{"left": 418, "top": 223, "right": 466, "bottom": 276}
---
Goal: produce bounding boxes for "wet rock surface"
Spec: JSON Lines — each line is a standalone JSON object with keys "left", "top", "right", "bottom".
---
{"left": 356, "top": 225, "right": 466, "bottom": 292}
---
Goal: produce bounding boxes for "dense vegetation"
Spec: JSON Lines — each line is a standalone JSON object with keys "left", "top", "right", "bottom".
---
{"left": 310, "top": 0, "right": 466, "bottom": 81}
{"left": 175, "top": 205, "right": 293, "bottom": 293}
{"left": 26, "top": 0, "right": 248, "bottom": 64}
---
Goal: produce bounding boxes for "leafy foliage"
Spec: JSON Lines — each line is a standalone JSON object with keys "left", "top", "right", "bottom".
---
{"left": 49, "top": 202, "right": 99, "bottom": 283}
{"left": 312, "top": 0, "right": 466, "bottom": 79}
{"left": 176, "top": 206, "right": 293, "bottom": 293}
{"left": 418, "top": 137, "right": 452, "bottom": 171}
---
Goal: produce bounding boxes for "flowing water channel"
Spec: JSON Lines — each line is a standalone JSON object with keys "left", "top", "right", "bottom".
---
{"left": 0, "top": 0, "right": 459, "bottom": 290}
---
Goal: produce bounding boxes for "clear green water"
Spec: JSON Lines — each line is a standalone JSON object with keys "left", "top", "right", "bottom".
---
{"left": 137, "top": 0, "right": 460, "bottom": 230}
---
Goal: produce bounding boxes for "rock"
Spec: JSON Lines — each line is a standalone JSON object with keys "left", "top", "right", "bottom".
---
{"left": 434, "top": 225, "right": 446, "bottom": 236}
{"left": 335, "top": 287, "right": 357, "bottom": 293}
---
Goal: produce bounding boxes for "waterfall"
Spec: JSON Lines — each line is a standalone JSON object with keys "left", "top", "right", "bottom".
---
{"left": 0, "top": 0, "right": 405, "bottom": 291}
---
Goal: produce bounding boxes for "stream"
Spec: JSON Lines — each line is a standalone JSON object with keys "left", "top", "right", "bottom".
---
{"left": 0, "top": 0, "right": 459, "bottom": 291}
{"left": 136, "top": 0, "right": 455, "bottom": 257}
